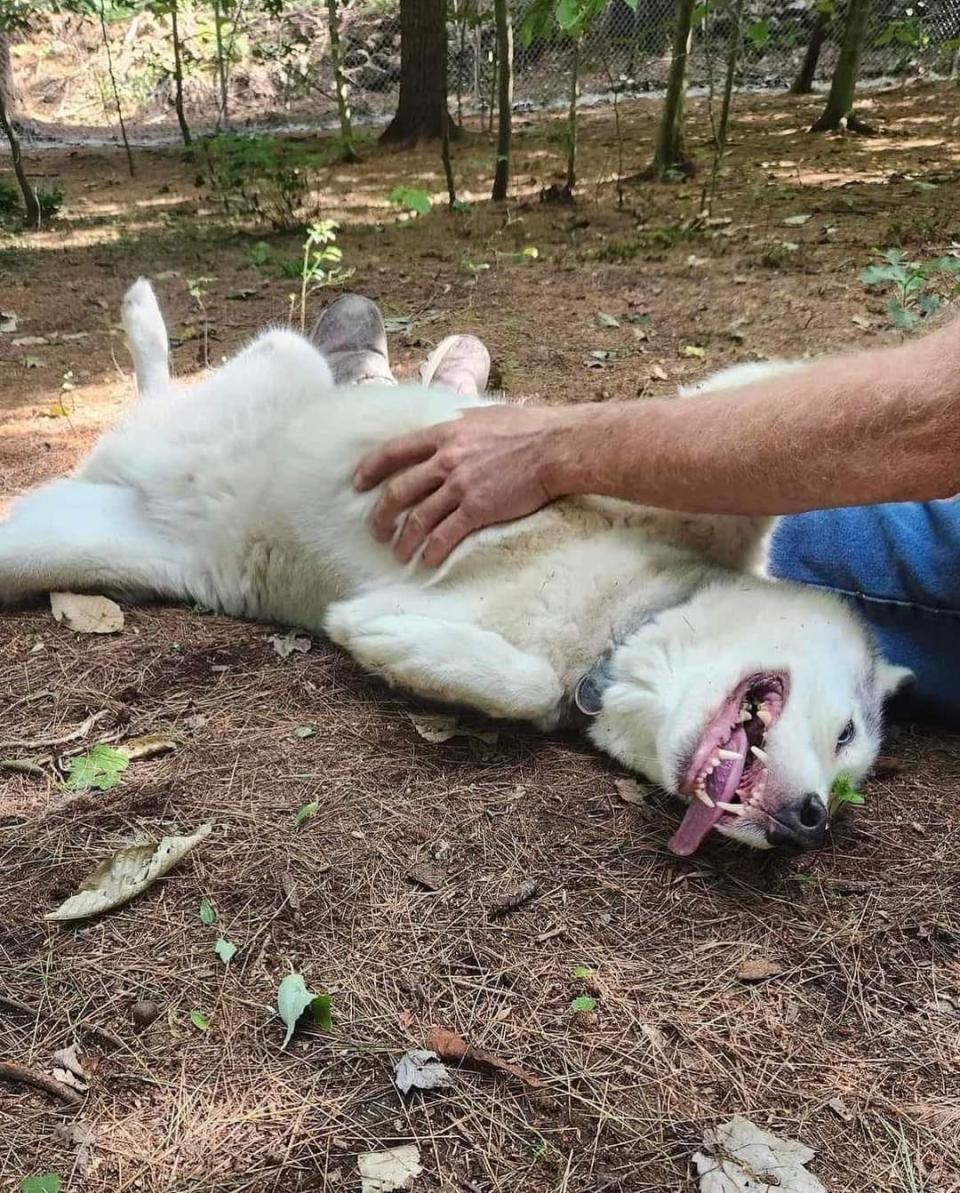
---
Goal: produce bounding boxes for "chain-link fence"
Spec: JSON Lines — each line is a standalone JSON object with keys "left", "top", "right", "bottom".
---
{"left": 333, "top": 0, "right": 960, "bottom": 127}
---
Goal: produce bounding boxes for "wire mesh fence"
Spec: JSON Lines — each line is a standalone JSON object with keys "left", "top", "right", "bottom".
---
{"left": 333, "top": 0, "right": 960, "bottom": 128}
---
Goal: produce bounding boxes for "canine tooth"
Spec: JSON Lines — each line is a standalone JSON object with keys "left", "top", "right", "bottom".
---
{"left": 716, "top": 801, "right": 745, "bottom": 816}
{"left": 695, "top": 789, "right": 716, "bottom": 808}
{"left": 717, "top": 748, "right": 743, "bottom": 761}
{"left": 750, "top": 745, "right": 769, "bottom": 762}
{"left": 757, "top": 708, "right": 773, "bottom": 727}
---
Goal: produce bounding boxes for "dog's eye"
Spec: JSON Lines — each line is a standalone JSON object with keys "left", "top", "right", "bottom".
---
{"left": 836, "top": 719, "right": 856, "bottom": 751}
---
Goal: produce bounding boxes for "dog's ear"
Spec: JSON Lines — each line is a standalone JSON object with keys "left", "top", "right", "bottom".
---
{"left": 574, "top": 658, "right": 615, "bottom": 716}
{"left": 877, "top": 659, "right": 913, "bottom": 700}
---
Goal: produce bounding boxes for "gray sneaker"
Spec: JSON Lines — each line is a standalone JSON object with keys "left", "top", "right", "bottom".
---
{"left": 308, "top": 293, "right": 395, "bottom": 385}
{"left": 420, "top": 334, "right": 491, "bottom": 396}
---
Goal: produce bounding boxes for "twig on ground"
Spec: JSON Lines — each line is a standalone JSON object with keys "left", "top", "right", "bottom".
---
{"left": 0, "top": 1060, "right": 84, "bottom": 1107}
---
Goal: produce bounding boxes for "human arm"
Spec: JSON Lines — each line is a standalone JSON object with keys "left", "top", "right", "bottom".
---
{"left": 354, "top": 317, "right": 960, "bottom": 566}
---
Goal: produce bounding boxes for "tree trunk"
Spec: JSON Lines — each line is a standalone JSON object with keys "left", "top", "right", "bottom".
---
{"left": 811, "top": 0, "right": 875, "bottom": 132}
{"left": 491, "top": 0, "right": 512, "bottom": 200}
{"left": 441, "top": 94, "right": 456, "bottom": 206}
{"left": 170, "top": 0, "right": 192, "bottom": 146}
{"left": 790, "top": 9, "right": 830, "bottom": 94}
{"left": 646, "top": 0, "right": 696, "bottom": 178}
{"left": 380, "top": 0, "right": 456, "bottom": 144}
{"left": 565, "top": 39, "right": 579, "bottom": 192}
{"left": 98, "top": 3, "right": 135, "bottom": 177}
{"left": 213, "top": 0, "right": 229, "bottom": 129}
{"left": 704, "top": 0, "right": 744, "bottom": 213}
{"left": 0, "top": 30, "right": 19, "bottom": 118}
{"left": 326, "top": 0, "right": 357, "bottom": 160}
{"left": 0, "top": 83, "right": 40, "bottom": 226}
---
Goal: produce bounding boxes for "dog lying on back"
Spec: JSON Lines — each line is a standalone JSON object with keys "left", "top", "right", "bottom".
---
{"left": 0, "top": 280, "right": 908, "bottom": 855}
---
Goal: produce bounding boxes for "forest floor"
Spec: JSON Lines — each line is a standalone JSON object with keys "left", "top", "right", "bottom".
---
{"left": 2, "top": 83, "right": 960, "bottom": 1193}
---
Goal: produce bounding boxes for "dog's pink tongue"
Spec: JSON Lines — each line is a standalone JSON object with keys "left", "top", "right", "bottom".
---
{"left": 668, "top": 727, "right": 748, "bottom": 857}
{"left": 668, "top": 800, "right": 726, "bottom": 857}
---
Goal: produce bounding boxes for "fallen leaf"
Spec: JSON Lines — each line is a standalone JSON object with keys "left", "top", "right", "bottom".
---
{"left": 737, "top": 958, "right": 784, "bottom": 982}
{"left": 51, "top": 1066, "right": 88, "bottom": 1092}
{"left": 614, "top": 777, "right": 646, "bottom": 805}
{"left": 383, "top": 316, "right": 413, "bottom": 334}
{"left": 199, "top": 896, "right": 216, "bottom": 926}
{"left": 269, "top": 630, "right": 312, "bottom": 658}
{"left": 55, "top": 1120, "right": 97, "bottom": 1175}
{"left": 681, "top": 345, "right": 706, "bottom": 359}
{"left": 226, "top": 287, "right": 257, "bottom": 300}
{"left": 783, "top": 213, "right": 813, "bottom": 226}
{"left": 405, "top": 861, "right": 445, "bottom": 891}
{"left": 393, "top": 1049, "right": 451, "bottom": 1094}
{"left": 596, "top": 311, "right": 620, "bottom": 328}
{"left": 293, "top": 725, "right": 316, "bottom": 739}
{"left": 828, "top": 1096, "right": 853, "bottom": 1123}
{"left": 686, "top": 254, "right": 709, "bottom": 267}
{"left": 358, "top": 1145, "right": 422, "bottom": 1193}
{"left": 294, "top": 801, "right": 319, "bottom": 829}
{"left": 21, "top": 1176, "right": 61, "bottom": 1193}
{"left": 154, "top": 269, "right": 182, "bottom": 281}
{"left": 0, "top": 310, "right": 18, "bottom": 333}
{"left": 425, "top": 1025, "right": 544, "bottom": 1089}
{"left": 276, "top": 973, "right": 332, "bottom": 1049}
{"left": 649, "top": 363, "right": 669, "bottom": 381}
{"left": 408, "top": 713, "right": 498, "bottom": 746}
{"left": 118, "top": 735, "right": 178, "bottom": 761}
{"left": 51, "top": 1045, "right": 86, "bottom": 1081}
{"left": 46, "top": 824, "right": 212, "bottom": 921}
{"left": 190, "top": 1010, "right": 210, "bottom": 1032}
{"left": 851, "top": 314, "right": 872, "bottom": 330}
{"left": 694, "top": 1116, "right": 825, "bottom": 1192}
{"left": 51, "top": 593, "right": 124, "bottom": 634}
{"left": 214, "top": 937, "right": 237, "bottom": 965}
{"left": 11, "top": 335, "right": 49, "bottom": 347}
{"left": 488, "top": 878, "right": 539, "bottom": 919}
{"left": 64, "top": 745, "right": 129, "bottom": 792}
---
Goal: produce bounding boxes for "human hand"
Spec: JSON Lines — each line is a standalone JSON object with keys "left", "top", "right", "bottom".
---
{"left": 353, "top": 404, "right": 572, "bottom": 566}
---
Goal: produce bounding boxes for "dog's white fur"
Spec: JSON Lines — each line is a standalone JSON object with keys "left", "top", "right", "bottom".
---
{"left": 0, "top": 280, "right": 908, "bottom": 850}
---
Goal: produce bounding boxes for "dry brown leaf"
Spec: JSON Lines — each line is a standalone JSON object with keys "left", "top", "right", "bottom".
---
{"left": 46, "top": 824, "right": 212, "bottom": 921}
{"left": 614, "top": 778, "right": 646, "bottom": 806}
{"left": 358, "top": 1145, "right": 422, "bottom": 1192}
{"left": 694, "top": 1116, "right": 825, "bottom": 1192}
{"left": 408, "top": 713, "right": 498, "bottom": 746}
{"left": 51, "top": 592, "right": 124, "bottom": 634}
{"left": 118, "top": 735, "right": 178, "bottom": 761}
{"left": 52, "top": 1044, "right": 86, "bottom": 1081}
{"left": 425, "top": 1025, "right": 544, "bottom": 1089}
{"left": 737, "top": 958, "right": 784, "bottom": 982}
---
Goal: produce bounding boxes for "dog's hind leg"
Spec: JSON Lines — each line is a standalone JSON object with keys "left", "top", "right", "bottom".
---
{"left": 122, "top": 278, "right": 171, "bottom": 400}
{"left": 0, "top": 478, "right": 194, "bottom": 608}
{"left": 326, "top": 593, "right": 563, "bottom": 726}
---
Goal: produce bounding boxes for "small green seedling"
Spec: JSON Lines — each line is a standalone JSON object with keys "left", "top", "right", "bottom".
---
{"left": 190, "top": 1010, "right": 210, "bottom": 1031}
{"left": 571, "top": 995, "right": 597, "bottom": 1013}
{"left": 860, "top": 248, "right": 960, "bottom": 331}
{"left": 199, "top": 897, "right": 216, "bottom": 926}
{"left": 830, "top": 775, "right": 865, "bottom": 813}
{"left": 388, "top": 186, "right": 432, "bottom": 217}
{"left": 21, "top": 1177, "right": 61, "bottom": 1193}
{"left": 294, "top": 801, "right": 319, "bottom": 829}
{"left": 571, "top": 964, "right": 593, "bottom": 979}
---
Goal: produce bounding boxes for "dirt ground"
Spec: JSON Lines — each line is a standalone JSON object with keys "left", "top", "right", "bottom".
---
{"left": 2, "top": 84, "right": 960, "bottom": 1193}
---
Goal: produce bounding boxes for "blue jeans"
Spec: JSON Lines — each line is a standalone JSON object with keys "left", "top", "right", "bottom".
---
{"left": 769, "top": 501, "right": 960, "bottom": 721}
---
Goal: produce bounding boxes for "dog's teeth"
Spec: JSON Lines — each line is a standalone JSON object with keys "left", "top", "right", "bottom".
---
{"left": 695, "top": 789, "right": 716, "bottom": 808}
{"left": 710, "top": 754, "right": 721, "bottom": 768}
{"left": 756, "top": 708, "right": 773, "bottom": 727}
{"left": 716, "top": 801, "right": 745, "bottom": 816}
{"left": 737, "top": 708, "right": 752, "bottom": 723}
{"left": 750, "top": 745, "right": 769, "bottom": 763}
{"left": 717, "top": 748, "right": 742, "bottom": 761}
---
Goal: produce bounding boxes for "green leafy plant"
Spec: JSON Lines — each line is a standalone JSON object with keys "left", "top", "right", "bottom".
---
{"left": 0, "top": 178, "right": 20, "bottom": 216}
{"left": 190, "top": 1009, "right": 210, "bottom": 1031}
{"left": 571, "top": 964, "right": 593, "bottom": 979}
{"left": 277, "top": 972, "right": 333, "bottom": 1048}
{"left": 294, "top": 800, "right": 319, "bottom": 829}
{"left": 214, "top": 937, "right": 237, "bottom": 965}
{"left": 860, "top": 248, "right": 960, "bottom": 331}
{"left": 250, "top": 240, "right": 271, "bottom": 267}
{"left": 21, "top": 1177, "right": 61, "bottom": 1193}
{"left": 830, "top": 775, "right": 865, "bottom": 812}
{"left": 388, "top": 185, "right": 432, "bottom": 217}
{"left": 196, "top": 134, "right": 324, "bottom": 231}
{"left": 293, "top": 219, "right": 353, "bottom": 331}
{"left": 35, "top": 185, "right": 65, "bottom": 223}
{"left": 571, "top": 995, "right": 597, "bottom": 1013}
{"left": 65, "top": 744, "right": 130, "bottom": 792}
{"left": 199, "top": 897, "right": 216, "bottom": 926}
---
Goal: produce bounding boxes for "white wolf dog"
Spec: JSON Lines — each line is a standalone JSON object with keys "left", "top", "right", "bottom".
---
{"left": 0, "top": 280, "right": 909, "bottom": 855}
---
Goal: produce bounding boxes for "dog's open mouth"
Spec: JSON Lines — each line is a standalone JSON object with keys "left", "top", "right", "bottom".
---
{"left": 669, "top": 672, "right": 787, "bottom": 856}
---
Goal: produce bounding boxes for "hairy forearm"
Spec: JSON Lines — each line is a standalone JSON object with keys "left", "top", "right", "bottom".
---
{"left": 546, "top": 323, "right": 960, "bottom": 514}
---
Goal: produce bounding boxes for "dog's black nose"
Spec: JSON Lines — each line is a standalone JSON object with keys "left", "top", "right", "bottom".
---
{"left": 769, "top": 793, "right": 828, "bottom": 849}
